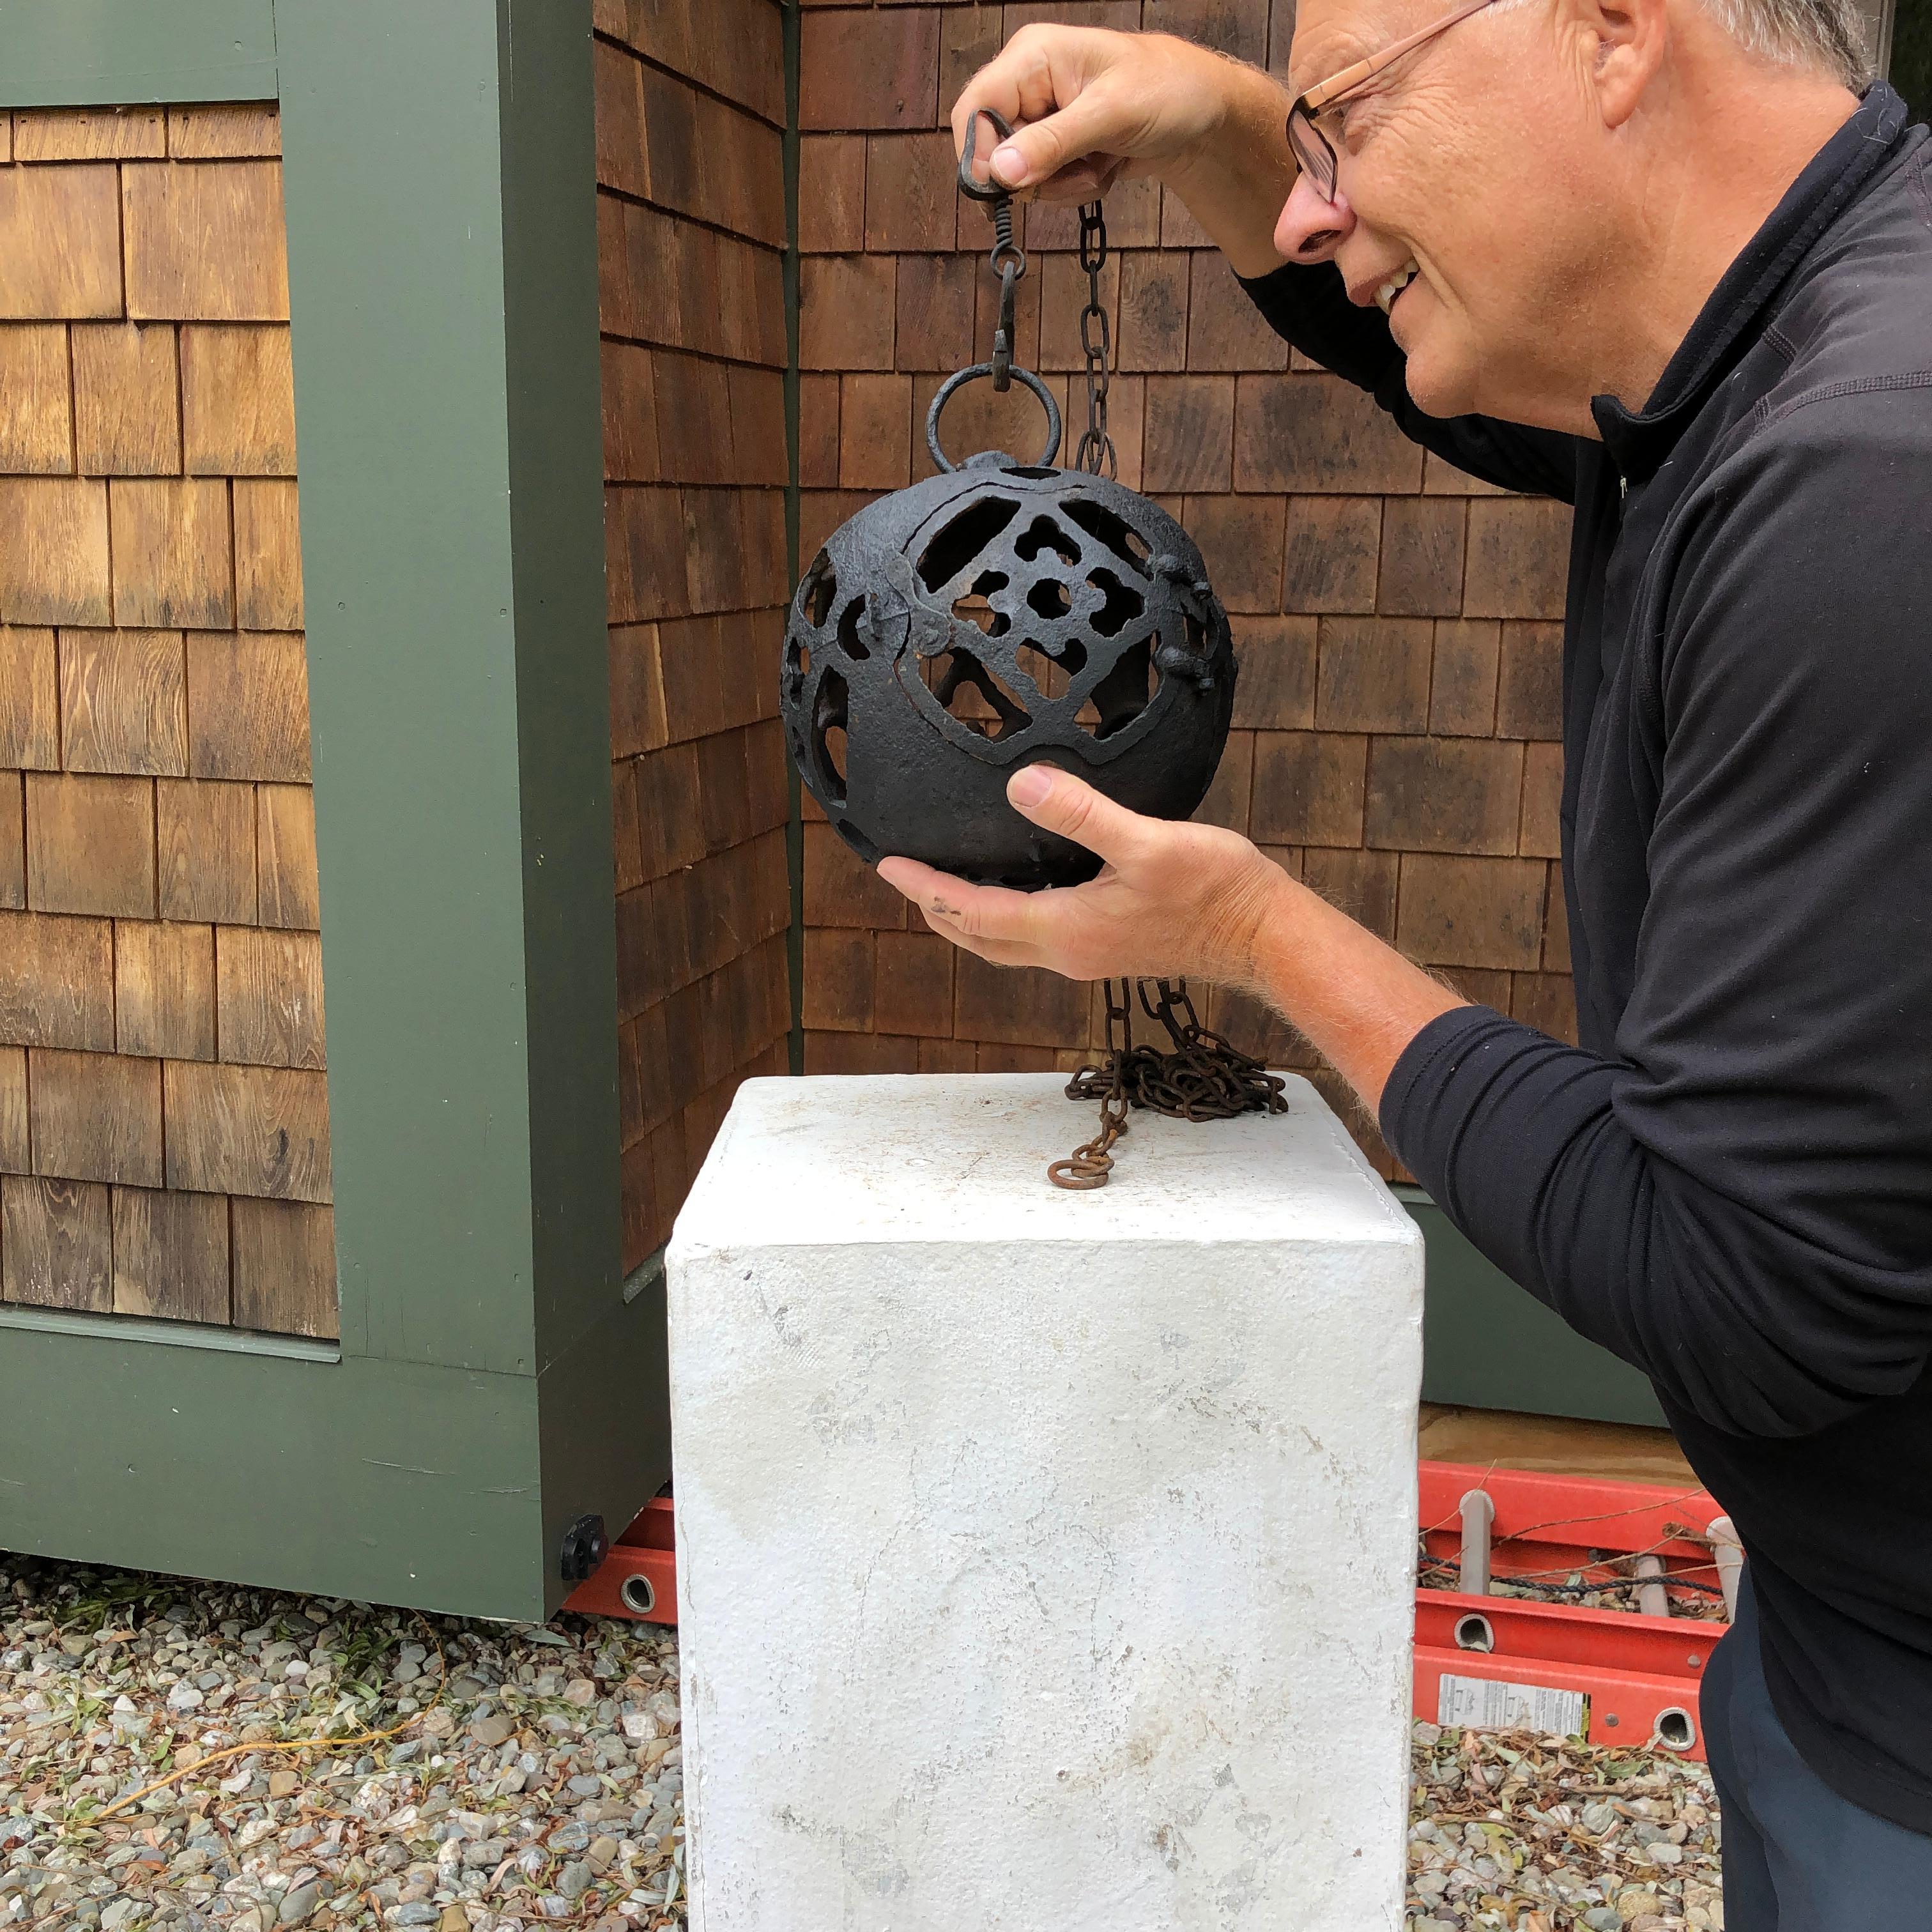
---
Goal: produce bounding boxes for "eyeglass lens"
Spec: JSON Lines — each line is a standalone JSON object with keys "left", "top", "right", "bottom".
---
{"left": 1287, "top": 108, "right": 1337, "bottom": 204}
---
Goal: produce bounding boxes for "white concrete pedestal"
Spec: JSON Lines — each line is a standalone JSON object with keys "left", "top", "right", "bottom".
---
{"left": 668, "top": 1073, "right": 1423, "bottom": 1931}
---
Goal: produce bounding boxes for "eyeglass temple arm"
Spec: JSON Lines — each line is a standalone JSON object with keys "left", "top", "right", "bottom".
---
{"left": 1301, "top": 0, "right": 1501, "bottom": 111}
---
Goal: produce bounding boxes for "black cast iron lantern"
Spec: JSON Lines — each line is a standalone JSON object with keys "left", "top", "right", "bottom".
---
{"left": 781, "top": 408, "right": 1236, "bottom": 890}
{"left": 784, "top": 122, "right": 1238, "bottom": 892}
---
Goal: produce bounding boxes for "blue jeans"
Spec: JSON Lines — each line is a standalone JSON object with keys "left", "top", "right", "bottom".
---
{"left": 1705, "top": 1575, "right": 1932, "bottom": 1930}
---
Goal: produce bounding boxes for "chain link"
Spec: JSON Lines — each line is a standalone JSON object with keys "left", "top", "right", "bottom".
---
{"left": 1071, "top": 202, "right": 1116, "bottom": 477}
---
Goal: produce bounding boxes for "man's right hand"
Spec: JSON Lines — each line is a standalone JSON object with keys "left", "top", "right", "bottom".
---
{"left": 949, "top": 25, "right": 1298, "bottom": 279}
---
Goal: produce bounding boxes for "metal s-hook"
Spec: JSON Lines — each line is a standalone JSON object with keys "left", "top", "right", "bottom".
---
{"left": 956, "top": 105, "right": 1016, "bottom": 202}
{"left": 956, "top": 107, "right": 1026, "bottom": 390}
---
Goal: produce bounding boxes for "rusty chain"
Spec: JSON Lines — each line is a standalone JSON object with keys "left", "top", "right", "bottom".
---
{"left": 1071, "top": 202, "right": 1116, "bottom": 479}
{"left": 1050, "top": 980, "right": 1288, "bottom": 1188}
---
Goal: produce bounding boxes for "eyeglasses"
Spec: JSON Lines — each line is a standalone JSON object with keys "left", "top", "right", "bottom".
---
{"left": 1287, "top": 0, "right": 1503, "bottom": 204}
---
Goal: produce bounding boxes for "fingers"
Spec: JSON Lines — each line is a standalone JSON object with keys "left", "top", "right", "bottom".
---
{"left": 877, "top": 856, "right": 1052, "bottom": 968}
{"left": 877, "top": 856, "right": 1039, "bottom": 947}
{"left": 1004, "top": 765, "right": 1151, "bottom": 869}
{"left": 917, "top": 905, "right": 1042, "bottom": 970}
{"left": 983, "top": 89, "right": 1126, "bottom": 194}
{"left": 951, "top": 26, "right": 1130, "bottom": 198}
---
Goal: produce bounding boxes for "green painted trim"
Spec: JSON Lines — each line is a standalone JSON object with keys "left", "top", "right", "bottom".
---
{"left": 0, "top": 0, "right": 654, "bottom": 1621}
{"left": 0, "top": 1322, "right": 546, "bottom": 1619}
{"left": 0, "top": 0, "right": 277, "bottom": 105}
{"left": 1395, "top": 1184, "right": 1667, "bottom": 1428}
{"left": 0, "top": 1304, "right": 338, "bottom": 1364}
{"left": 783, "top": 0, "right": 807, "bottom": 1077}
{"left": 621, "top": 1249, "right": 666, "bottom": 1307}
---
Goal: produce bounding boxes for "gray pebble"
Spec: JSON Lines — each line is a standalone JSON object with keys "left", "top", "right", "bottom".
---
{"left": 275, "top": 1883, "right": 319, "bottom": 1925}
{"left": 392, "top": 1905, "right": 440, "bottom": 1927}
{"left": 556, "top": 1859, "right": 594, "bottom": 1900}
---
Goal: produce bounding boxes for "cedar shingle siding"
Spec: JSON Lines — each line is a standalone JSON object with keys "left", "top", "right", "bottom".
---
{"left": 0, "top": 103, "right": 335, "bottom": 1335}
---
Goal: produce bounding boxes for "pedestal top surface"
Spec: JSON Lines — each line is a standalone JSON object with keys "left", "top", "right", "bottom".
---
{"left": 675, "top": 1071, "right": 1414, "bottom": 1250}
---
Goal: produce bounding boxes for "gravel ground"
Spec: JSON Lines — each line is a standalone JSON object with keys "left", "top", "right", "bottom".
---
{"left": 1406, "top": 1723, "right": 1722, "bottom": 1931}
{"left": 1, "top": 1550, "right": 1722, "bottom": 1931}
{"left": 0, "top": 1554, "right": 686, "bottom": 1931}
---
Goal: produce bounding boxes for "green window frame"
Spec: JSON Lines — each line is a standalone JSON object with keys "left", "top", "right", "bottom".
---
{"left": 0, "top": 0, "right": 660, "bottom": 1620}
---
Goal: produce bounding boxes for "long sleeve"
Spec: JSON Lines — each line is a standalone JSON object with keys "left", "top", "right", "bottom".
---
{"left": 1238, "top": 260, "right": 1583, "bottom": 502}
{"left": 1379, "top": 394, "right": 1932, "bottom": 1439}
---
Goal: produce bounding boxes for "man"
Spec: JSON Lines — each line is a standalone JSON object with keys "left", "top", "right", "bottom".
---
{"left": 875, "top": 4, "right": 1932, "bottom": 1924}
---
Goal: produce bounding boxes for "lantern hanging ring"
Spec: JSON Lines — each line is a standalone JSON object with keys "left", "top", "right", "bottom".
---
{"left": 958, "top": 107, "right": 1027, "bottom": 389}
{"left": 926, "top": 363, "right": 1062, "bottom": 473}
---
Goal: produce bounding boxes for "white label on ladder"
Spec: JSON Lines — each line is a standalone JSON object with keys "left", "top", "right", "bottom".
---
{"left": 1438, "top": 1674, "right": 1588, "bottom": 1738}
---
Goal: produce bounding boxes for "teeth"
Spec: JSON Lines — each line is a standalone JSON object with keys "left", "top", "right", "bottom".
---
{"left": 1375, "top": 261, "right": 1419, "bottom": 315}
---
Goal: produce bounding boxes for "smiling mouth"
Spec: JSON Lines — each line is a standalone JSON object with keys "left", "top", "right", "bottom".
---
{"left": 1376, "top": 261, "right": 1420, "bottom": 314}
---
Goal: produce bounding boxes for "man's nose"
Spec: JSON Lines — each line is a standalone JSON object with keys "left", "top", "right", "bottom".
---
{"left": 1275, "top": 172, "right": 1356, "bottom": 263}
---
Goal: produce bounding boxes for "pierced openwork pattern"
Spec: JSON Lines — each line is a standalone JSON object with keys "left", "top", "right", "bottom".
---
{"left": 781, "top": 456, "right": 1236, "bottom": 889}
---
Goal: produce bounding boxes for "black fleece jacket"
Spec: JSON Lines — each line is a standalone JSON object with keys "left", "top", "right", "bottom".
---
{"left": 1241, "top": 84, "right": 1932, "bottom": 1828}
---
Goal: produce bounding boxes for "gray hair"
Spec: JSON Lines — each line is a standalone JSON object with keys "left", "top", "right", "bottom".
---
{"left": 1699, "top": 0, "right": 1874, "bottom": 86}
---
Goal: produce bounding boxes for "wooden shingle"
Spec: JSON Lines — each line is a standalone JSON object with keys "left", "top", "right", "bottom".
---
{"left": 0, "top": 479, "right": 112, "bottom": 627}
{"left": 232, "top": 479, "right": 304, "bottom": 629}
{"left": 58, "top": 628, "right": 188, "bottom": 776}
{"left": 166, "top": 105, "right": 281, "bottom": 160}
{"left": 109, "top": 479, "right": 235, "bottom": 629}
{"left": 0, "top": 627, "right": 59, "bottom": 769}
{"left": 122, "top": 160, "right": 289, "bottom": 322}
{"left": 157, "top": 778, "right": 257, "bottom": 924}
{"left": 231, "top": 1197, "right": 336, "bottom": 1338}
{"left": 256, "top": 784, "right": 321, "bottom": 929}
{"left": 28, "top": 1045, "right": 164, "bottom": 1188}
{"left": 216, "top": 926, "right": 325, "bottom": 1068}
{"left": 0, "top": 1045, "right": 26, "bottom": 1171}
{"left": 0, "top": 910, "right": 114, "bottom": 1050}
{"left": 12, "top": 107, "right": 164, "bottom": 161}
{"left": 0, "top": 165, "right": 121, "bottom": 318}
{"left": 111, "top": 1184, "right": 229, "bottom": 1323}
{"left": 181, "top": 325, "right": 296, "bottom": 475}
{"left": 115, "top": 918, "right": 216, "bottom": 1061}
{"left": 72, "top": 323, "right": 183, "bottom": 476}
{"left": 0, "top": 774, "right": 20, "bottom": 911}
{"left": 185, "top": 631, "right": 311, "bottom": 781}
{"left": 0, "top": 324, "right": 73, "bottom": 473}
{"left": 164, "top": 1060, "right": 331, "bottom": 1202}
{"left": 24, "top": 772, "right": 156, "bottom": 919}
{"left": 1, "top": 1174, "right": 111, "bottom": 1310}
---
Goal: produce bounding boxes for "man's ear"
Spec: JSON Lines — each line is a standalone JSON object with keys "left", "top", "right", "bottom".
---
{"left": 1570, "top": 0, "right": 1669, "bottom": 128}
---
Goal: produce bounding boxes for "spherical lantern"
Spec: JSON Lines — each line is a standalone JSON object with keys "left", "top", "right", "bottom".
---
{"left": 781, "top": 434, "right": 1237, "bottom": 890}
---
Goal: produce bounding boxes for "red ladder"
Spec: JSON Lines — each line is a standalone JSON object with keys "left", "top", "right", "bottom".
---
{"left": 569, "top": 1460, "right": 1739, "bottom": 1761}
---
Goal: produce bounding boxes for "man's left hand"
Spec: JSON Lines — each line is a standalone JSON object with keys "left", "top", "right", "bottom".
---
{"left": 876, "top": 761, "right": 1468, "bottom": 1114}
{"left": 875, "top": 763, "right": 1288, "bottom": 989}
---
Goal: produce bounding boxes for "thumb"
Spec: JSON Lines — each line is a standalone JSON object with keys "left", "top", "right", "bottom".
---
{"left": 1007, "top": 764, "right": 1149, "bottom": 866}
{"left": 983, "top": 92, "right": 1123, "bottom": 193}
